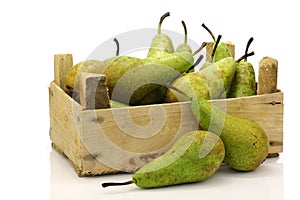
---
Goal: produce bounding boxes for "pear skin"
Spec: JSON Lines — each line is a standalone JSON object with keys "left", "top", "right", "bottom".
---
{"left": 132, "top": 130, "right": 224, "bottom": 188}
{"left": 213, "top": 42, "right": 233, "bottom": 62}
{"left": 102, "top": 56, "right": 144, "bottom": 98}
{"left": 227, "top": 61, "right": 256, "bottom": 98}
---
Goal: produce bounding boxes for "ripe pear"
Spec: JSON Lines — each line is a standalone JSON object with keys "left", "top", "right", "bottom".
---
{"left": 102, "top": 130, "right": 225, "bottom": 188}
{"left": 164, "top": 56, "right": 238, "bottom": 102}
{"left": 191, "top": 99, "right": 269, "bottom": 171}
{"left": 102, "top": 56, "right": 144, "bottom": 99}
{"left": 64, "top": 38, "right": 120, "bottom": 97}
{"left": 227, "top": 37, "right": 256, "bottom": 98}
{"left": 199, "top": 35, "right": 222, "bottom": 71}
{"left": 147, "top": 12, "right": 174, "bottom": 58}
{"left": 202, "top": 23, "right": 233, "bottom": 62}
{"left": 175, "top": 21, "right": 192, "bottom": 53}
{"left": 165, "top": 51, "right": 255, "bottom": 103}
{"left": 64, "top": 60, "right": 105, "bottom": 96}
{"left": 110, "top": 62, "right": 181, "bottom": 105}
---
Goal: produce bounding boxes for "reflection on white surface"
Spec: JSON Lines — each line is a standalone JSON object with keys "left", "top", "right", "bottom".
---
{"left": 51, "top": 149, "right": 283, "bottom": 200}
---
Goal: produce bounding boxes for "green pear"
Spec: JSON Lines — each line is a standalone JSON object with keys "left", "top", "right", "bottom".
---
{"left": 102, "top": 56, "right": 144, "bottom": 99}
{"left": 102, "top": 43, "right": 206, "bottom": 105}
{"left": 147, "top": 12, "right": 174, "bottom": 58}
{"left": 64, "top": 60, "right": 105, "bottom": 96}
{"left": 64, "top": 38, "right": 120, "bottom": 97}
{"left": 164, "top": 56, "right": 238, "bottom": 102}
{"left": 199, "top": 35, "right": 222, "bottom": 71}
{"left": 191, "top": 99, "right": 269, "bottom": 171}
{"left": 202, "top": 23, "right": 233, "bottom": 62}
{"left": 145, "top": 51, "right": 194, "bottom": 74}
{"left": 109, "top": 100, "right": 129, "bottom": 108}
{"left": 109, "top": 62, "right": 181, "bottom": 105}
{"left": 175, "top": 21, "right": 192, "bottom": 53}
{"left": 227, "top": 37, "right": 256, "bottom": 98}
{"left": 102, "top": 130, "right": 225, "bottom": 188}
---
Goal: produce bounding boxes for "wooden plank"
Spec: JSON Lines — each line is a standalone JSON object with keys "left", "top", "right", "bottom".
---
{"left": 257, "top": 57, "right": 278, "bottom": 94}
{"left": 54, "top": 54, "right": 73, "bottom": 88}
{"left": 49, "top": 81, "right": 118, "bottom": 176}
{"left": 79, "top": 72, "right": 110, "bottom": 110}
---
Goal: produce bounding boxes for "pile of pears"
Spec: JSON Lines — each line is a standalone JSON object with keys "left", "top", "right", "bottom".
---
{"left": 64, "top": 13, "right": 257, "bottom": 106}
{"left": 62, "top": 12, "right": 270, "bottom": 188}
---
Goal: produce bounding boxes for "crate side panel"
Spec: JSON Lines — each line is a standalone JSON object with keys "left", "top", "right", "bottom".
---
{"left": 49, "top": 81, "right": 84, "bottom": 173}
{"left": 79, "top": 102, "right": 199, "bottom": 172}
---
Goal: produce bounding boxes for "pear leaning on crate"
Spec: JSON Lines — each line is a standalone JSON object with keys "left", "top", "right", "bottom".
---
{"left": 102, "top": 130, "right": 225, "bottom": 189}
{"left": 63, "top": 38, "right": 121, "bottom": 99}
{"left": 191, "top": 98, "right": 269, "bottom": 171}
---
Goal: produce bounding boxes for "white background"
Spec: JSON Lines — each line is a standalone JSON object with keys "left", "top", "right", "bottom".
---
{"left": 0, "top": 0, "right": 299, "bottom": 199}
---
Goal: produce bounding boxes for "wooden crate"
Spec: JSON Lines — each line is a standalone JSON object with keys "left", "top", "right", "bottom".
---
{"left": 49, "top": 54, "right": 284, "bottom": 176}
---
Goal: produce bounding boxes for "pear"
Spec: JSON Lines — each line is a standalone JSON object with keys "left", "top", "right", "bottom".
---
{"left": 147, "top": 12, "right": 174, "bottom": 58}
{"left": 191, "top": 99, "right": 269, "bottom": 171}
{"left": 109, "top": 62, "right": 181, "bottom": 105}
{"left": 102, "top": 56, "right": 144, "bottom": 99}
{"left": 102, "top": 130, "right": 225, "bottom": 188}
{"left": 109, "top": 100, "right": 129, "bottom": 108}
{"left": 164, "top": 55, "right": 237, "bottom": 102}
{"left": 164, "top": 51, "right": 255, "bottom": 103}
{"left": 64, "top": 60, "right": 105, "bottom": 97}
{"left": 202, "top": 23, "right": 233, "bottom": 62}
{"left": 64, "top": 38, "right": 120, "bottom": 97}
{"left": 227, "top": 37, "right": 256, "bottom": 98}
{"left": 175, "top": 21, "right": 192, "bottom": 53}
{"left": 199, "top": 35, "right": 222, "bottom": 70}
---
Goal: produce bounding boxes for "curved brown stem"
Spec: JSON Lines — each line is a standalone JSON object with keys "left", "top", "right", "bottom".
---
{"left": 237, "top": 51, "right": 255, "bottom": 63}
{"left": 211, "top": 35, "right": 222, "bottom": 60}
{"left": 193, "top": 42, "right": 207, "bottom": 56}
{"left": 158, "top": 12, "right": 170, "bottom": 34}
{"left": 181, "top": 21, "right": 188, "bottom": 44}
{"left": 202, "top": 23, "right": 216, "bottom": 41}
{"left": 244, "top": 37, "right": 254, "bottom": 61}
{"left": 113, "top": 38, "right": 120, "bottom": 56}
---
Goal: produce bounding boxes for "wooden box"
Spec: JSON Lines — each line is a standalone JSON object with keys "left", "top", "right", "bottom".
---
{"left": 49, "top": 54, "right": 284, "bottom": 176}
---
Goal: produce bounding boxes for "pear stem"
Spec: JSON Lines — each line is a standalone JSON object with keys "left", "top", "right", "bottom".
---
{"left": 193, "top": 42, "right": 207, "bottom": 56}
{"left": 211, "top": 35, "right": 222, "bottom": 60}
{"left": 244, "top": 37, "right": 254, "bottom": 62}
{"left": 101, "top": 180, "right": 134, "bottom": 188}
{"left": 202, "top": 23, "right": 216, "bottom": 42}
{"left": 237, "top": 51, "right": 255, "bottom": 63}
{"left": 181, "top": 21, "right": 188, "bottom": 44}
{"left": 158, "top": 12, "right": 170, "bottom": 34}
{"left": 113, "top": 38, "right": 120, "bottom": 56}
{"left": 188, "top": 55, "right": 204, "bottom": 71}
